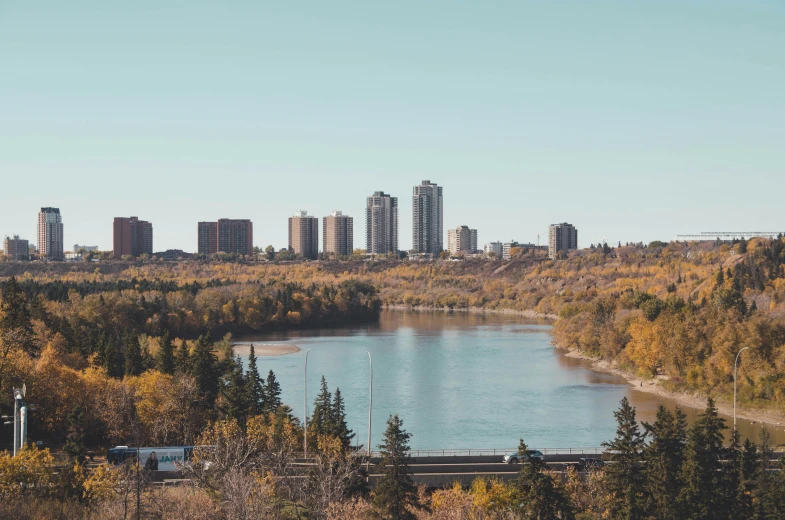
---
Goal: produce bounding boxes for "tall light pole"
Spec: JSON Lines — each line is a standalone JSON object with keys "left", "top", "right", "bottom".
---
{"left": 734, "top": 347, "right": 749, "bottom": 429}
{"left": 304, "top": 349, "right": 313, "bottom": 456}
{"left": 366, "top": 351, "right": 373, "bottom": 473}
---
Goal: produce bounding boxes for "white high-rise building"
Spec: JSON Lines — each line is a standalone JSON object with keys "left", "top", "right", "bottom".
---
{"left": 366, "top": 192, "right": 398, "bottom": 254}
{"left": 548, "top": 223, "right": 578, "bottom": 259}
{"left": 484, "top": 242, "right": 503, "bottom": 257}
{"left": 447, "top": 225, "right": 477, "bottom": 255}
{"left": 38, "top": 207, "right": 64, "bottom": 260}
{"left": 412, "top": 180, "right": 443, "bottom": 254}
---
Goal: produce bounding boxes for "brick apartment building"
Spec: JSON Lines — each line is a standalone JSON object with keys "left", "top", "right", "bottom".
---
{"left": 113, "top": 216, "right": 153, "bottom": 258}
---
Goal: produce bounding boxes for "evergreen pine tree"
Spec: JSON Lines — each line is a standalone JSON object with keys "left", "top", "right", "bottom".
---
{"left": 514, "top": 438, "right": 574, "bottom": 519}
{"left": 140, "top": 335, "right": 154, "bottom": 371}
{"left": 245, "top": 344, "right": 266, "bottom": 415}
{"left": 677, "top": 398, "right": 727, "bottom": 519}
{"left": 716, "top": 268, "right": 725, "bottom": 285}
{"left": 601, "top": 397, "right": 646, "bottom": 520}
{"left": 265, "top": 369, "right": 282, "bottom": 413}
{"left": 643, "top": 406, "right": 687, "bottom": 520}
{"left": 156, "top": 331, "right": 175, "bottom": 374}
{"left": 373, "top": 415, "right": 418, "bottom": 520}
{"left": 175, "top": 339, "right": 190, "bottom": 374}
{"left": 123, "top": 330, "right": 143, "bottom": 377}
{"left": 63, "top": 405, "right": 87, "bottom": 462}
{"left": 725, "top": 429, "right": 755, "bottom": 519}
{"left": 220, "top": 356, "right": 250, "bottom": 426}
{"left": 331, "top": 387, "right": 355, "bottom": 450}
{"left": 190, "top": 334, "right": 219, "bottom": 404}
{"left": 311, "top": 376, "right": 333, "bottom": 438}
{"left": 753, "top": 429, "right": 784, "bottom": 518}
{"left": 103, "top": 333, "right": 125, "bottom": 379}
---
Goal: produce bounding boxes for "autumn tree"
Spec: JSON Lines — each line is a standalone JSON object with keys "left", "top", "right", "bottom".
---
{"left": 373, "top": 415, "right": 418, "bottom": 520}
{"left": 0, "top": 276, "right": 37, "bottom": 358}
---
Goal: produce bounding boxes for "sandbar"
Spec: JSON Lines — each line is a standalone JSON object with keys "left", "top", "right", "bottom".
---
{"left": 233, "top": 343, "right": 301, "bottom": 357}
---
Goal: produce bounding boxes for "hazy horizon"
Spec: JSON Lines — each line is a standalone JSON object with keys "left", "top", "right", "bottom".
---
{"left": 1, "top": 1, "right": 783, "bottom": 252}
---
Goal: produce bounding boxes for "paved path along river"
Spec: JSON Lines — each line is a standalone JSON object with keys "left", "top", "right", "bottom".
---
{"left": 238, "top": 310, "right": 785, "bottom": 450}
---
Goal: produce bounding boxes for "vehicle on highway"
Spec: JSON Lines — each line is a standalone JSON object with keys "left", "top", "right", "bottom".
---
{"left": 503, "top": 450, "right": 544, "bottom": 464}
{"left": 107, "top": 446, "right": 195, "bottom": 471}
{"left": 577, "top": 458, "right": 605, "bottom": 471}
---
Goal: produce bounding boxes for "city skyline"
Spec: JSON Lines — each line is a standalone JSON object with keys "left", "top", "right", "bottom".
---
{"left": 1, "top": 2, "right": 783, "bottom": 251}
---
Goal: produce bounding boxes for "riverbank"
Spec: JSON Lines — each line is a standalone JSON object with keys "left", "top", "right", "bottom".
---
{"left": 383, "top": 304, "right": 557, "bottom": 320}
{"left": 233, "top": 343, "right": 301, "bottom": 357}
{"left": 557, "top": 346, "right": 785, "bottom": 429}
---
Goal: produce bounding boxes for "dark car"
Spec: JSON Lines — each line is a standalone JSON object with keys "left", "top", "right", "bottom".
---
{"left": 503, "top": 450, "right": 544, "bottom": 464}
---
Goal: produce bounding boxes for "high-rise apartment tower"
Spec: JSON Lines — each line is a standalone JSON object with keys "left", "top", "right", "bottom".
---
{"left": 3, "top": 236, "right": 30, "bottom": 261}
{"left": 113, "top": 216, "right": 153, "bottom": 258}
{"left": 289, "top": 211, "right": 319, "bottom": 259}
{"left": 447, "top": 225, "right": 477, "bottom": 255}
{"left": 38, "top": 207, "right": 64, "bottom": 260}
{"left": 198, "top": 222, "right": 218, "bottom": 255}
{"left": 198, "top": 219, "right": 253, "bottom": 256}
{"left": 366, "top": 191, "right": 398, "bottom": 254}
{"left": 323, "top": 211, "right": 353, "bottom": 256}
{"left": 412, "top": 180, "right": 443, "bottom": 254}
{"left": 548, "top": 223, "right": 578, "bottom": 259}
{"left": 217, "top": 219, "right": 253, "bottom": 256}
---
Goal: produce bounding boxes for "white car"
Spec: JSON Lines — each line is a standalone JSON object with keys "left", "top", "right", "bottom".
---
{"left": 503, "top": 450, "right": 544, "bottom": 464}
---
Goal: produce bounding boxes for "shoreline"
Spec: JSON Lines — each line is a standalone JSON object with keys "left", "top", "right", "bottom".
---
{"left": 232, "top": 343, "right": 301, "bottom": 357}
{"left": 557, "top": 345, "right": 785, "bottom": 428}
{"left": 383, "top": 304, "right": 557, "bottom": 320}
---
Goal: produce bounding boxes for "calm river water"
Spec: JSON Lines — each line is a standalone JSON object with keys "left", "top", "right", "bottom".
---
{"left": 238, "top": 310, "right": 785, "bottom": 450}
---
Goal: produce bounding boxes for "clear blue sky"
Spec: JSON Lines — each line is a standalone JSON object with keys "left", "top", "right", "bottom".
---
{"left": 1, "top": 1, "right": 783, "bottom": 252}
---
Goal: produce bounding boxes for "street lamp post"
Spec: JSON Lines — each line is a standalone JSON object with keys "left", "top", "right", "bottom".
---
{"left": 366, "top": 351, "right": 373, "bottom": 473}
{"left": 304, "top": 349, "right": 313, "bottom": 456}
{"left": 734, "top": 347, "right": 750, "bottom": 429}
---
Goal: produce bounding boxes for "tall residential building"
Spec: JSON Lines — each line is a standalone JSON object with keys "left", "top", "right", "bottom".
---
{"left": 113, "top": 216, "right": 153, "bottom": 258}
{"left": 3, "top": 235, "right": 29, "bottom": 261}
{"left": 412, "top": 180, "right": 443, "bottom": 254}
{"left": 447, "top": 225, "right": 477, "bottom": 255}
{"left": 198, "top": 219, "right": 253, "bottom": 255}
{"left": 198, "top": 221, "right": 218, "bottom": 254}
{"left": 217, "top": 219, "right": 253, "bottom": 256}
{"left": 366, "top": 191, "right": 398, "bottom": 254}
{"left": 323, "top": 211, "right": 353, "bottom": 256}
{"left": 38, "top": 207, "right": 64, "bottom": 260}
{"left": 289, "top": 211, "right": 319, "bottom": 259}
{"left": 549, "top": 222, "right": 578, "bottom": 259}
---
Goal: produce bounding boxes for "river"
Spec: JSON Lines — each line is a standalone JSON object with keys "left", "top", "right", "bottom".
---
{"left": 238, "top": 310, "right": 785, "bottom": 450}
